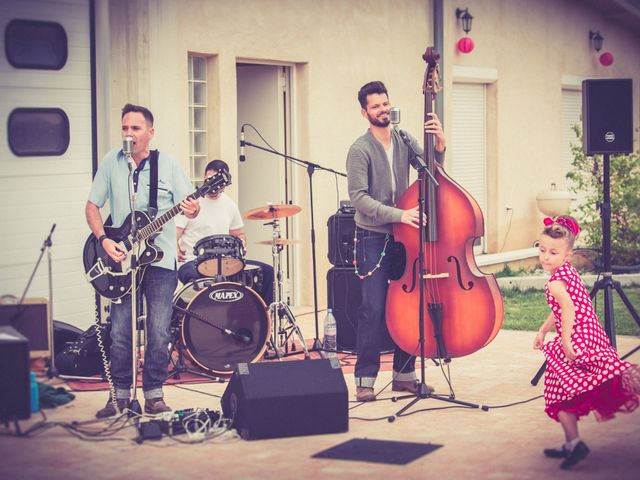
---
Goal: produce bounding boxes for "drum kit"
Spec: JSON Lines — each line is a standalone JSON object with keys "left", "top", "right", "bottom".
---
{"left": 170, "top": 203, "right": 307, "bottom": 377}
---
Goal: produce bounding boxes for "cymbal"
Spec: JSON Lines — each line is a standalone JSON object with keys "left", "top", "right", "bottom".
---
{"left": 256, "top": 238, "right": 303, "bottom": 246}
{"left": 244, "top": 204, "right": 301, "bottom": 220}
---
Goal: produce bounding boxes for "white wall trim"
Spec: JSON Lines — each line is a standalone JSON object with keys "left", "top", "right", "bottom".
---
{"left": 476, "top": 247, "right": 538, "bottom": 267}
{"left": 561, "top": 74, "right": 586, "bottom": 90}
{"left": 452, "top": 65, "right": 498, "bottom": 84}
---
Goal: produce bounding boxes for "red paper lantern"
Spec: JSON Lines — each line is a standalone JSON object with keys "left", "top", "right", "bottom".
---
{"left": 457, "top": 36, "right": 474, "bottom": 54}
{"left": 599, "top": 52, "right": 614, "bottom": 66}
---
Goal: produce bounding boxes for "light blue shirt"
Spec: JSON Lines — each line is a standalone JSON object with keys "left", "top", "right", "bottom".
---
{"left": 88, "top": 147, "right": 194, "bottom": 271}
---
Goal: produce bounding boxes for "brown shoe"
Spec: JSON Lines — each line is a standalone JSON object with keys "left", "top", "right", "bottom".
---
{"left": 95, "top": 397, "right": 130, "bottom": 418}
{"left": 355, "top": 387, "right": 376, "bottom": 402}
{"left": 392, "top": 380, "right": 435, "bottom": 394}
{"left": 144, "top": 397, "right": 172, "bottom": 415}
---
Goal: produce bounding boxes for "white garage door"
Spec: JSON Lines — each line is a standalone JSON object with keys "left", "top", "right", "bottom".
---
{"left": 0, "top": 0, "right": 96, "bottom": 329}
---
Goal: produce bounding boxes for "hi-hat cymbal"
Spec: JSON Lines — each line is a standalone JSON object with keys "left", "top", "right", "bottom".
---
{"left": 256, "top": 238, "right": 303, "bottom": 246}
{"left": 244, "top": 204, "right": 302, "bottom": 220}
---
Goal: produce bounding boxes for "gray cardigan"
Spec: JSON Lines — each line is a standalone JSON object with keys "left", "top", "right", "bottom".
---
{"left": 346, "top": 128, "right": 443, "bottom": 234}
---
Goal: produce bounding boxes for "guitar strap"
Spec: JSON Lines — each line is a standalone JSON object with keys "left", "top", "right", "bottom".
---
{"left": 148, "top": 149, "right": 159, "bottom": 220}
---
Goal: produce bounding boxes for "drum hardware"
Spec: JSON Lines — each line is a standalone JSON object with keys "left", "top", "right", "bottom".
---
{"left": 170, "top": 278, "right": 270, "bottom": 376}
{"left": 246, "top": 210, "right": 308, "bottom": 360}
{"left": 255, "top": 238, "right": 303, "bottom": 246}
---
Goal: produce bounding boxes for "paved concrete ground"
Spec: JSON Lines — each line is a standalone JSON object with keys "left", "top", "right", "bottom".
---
{"left": 1, "top": 318, "right": 639, "bottom": 480}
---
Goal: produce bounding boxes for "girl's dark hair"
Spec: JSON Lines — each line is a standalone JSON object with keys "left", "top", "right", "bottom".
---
{"left": 542, "top": 215, "right": 578, "bottom": 248}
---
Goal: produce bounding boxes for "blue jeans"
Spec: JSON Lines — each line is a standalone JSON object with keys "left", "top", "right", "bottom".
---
{"left": 109, "top": 266, "right": 177, "bottom": 400}
{"left": 354, "top": 228, "right": 416, "bottom": 388}
{"left": 178, "top": 259, "right": 274, "bottom": 306}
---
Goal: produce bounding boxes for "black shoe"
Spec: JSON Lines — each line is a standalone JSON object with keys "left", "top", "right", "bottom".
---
{"left": 95, "top": 397, "right": 130, "bottom": 418}
{"left": 543, "top": 446, "right": 568, "bottom": 458}
{"left": 560, "top": 441, "right": 590, "bottom": 470}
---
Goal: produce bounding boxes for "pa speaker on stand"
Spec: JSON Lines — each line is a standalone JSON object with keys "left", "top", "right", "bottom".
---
{"left": 582, "top": 78, "right": 633, "bottom": 155}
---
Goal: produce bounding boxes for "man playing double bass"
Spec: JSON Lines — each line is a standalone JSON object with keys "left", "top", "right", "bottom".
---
{"left": 346, "top": 81, "right": 446, "bottom": 402}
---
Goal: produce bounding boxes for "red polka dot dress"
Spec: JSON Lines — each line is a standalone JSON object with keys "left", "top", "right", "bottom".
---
{"left": 542, "top": 262, "right": 640, "bottom": 421}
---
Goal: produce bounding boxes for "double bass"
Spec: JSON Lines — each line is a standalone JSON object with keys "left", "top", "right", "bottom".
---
{"left": 385, "top": 47, "right": 503, "bottom": 360}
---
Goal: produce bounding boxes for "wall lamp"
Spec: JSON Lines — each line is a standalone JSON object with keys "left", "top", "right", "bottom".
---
{"left": 589, "top": 30, "right": 603, "bottom": 52}
{"left": 456, "top": 8, "right": 473, "bottom": 34}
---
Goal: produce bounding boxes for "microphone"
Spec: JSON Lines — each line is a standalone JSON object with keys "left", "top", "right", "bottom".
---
{"left": 123, "top": 136, "right": 134, "bottom": 155}
{"left": 239, "top": 126, "right": 246, "bottom": 162}
{"left": 390, "top": 107, "right": 401, "bottom": 128}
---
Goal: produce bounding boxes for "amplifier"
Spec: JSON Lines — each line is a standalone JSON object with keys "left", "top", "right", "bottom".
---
{"left": 0, "top": 298, "right": 50, "bottom": 358}
{"left": 327, "top": 211, "right": 356, "bottom": 266}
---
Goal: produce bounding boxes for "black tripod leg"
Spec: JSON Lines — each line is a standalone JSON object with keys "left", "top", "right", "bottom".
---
{"left": 603, "top": 282, "right": 617, "bottom": 347}
{"left": 612, "top": 282, "right": 640, "bottom": 328}
{"left": 531, "top": 361, "right": 546, "bottom": 386}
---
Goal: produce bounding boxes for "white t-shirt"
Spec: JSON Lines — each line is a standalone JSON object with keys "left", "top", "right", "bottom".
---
{"left": 175, "top": 192, "right": 244, "bottom": 262}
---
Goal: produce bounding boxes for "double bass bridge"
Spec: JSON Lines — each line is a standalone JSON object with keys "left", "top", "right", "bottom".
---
{"left": 422, "top": 272, "right": 449, "bottom": 279}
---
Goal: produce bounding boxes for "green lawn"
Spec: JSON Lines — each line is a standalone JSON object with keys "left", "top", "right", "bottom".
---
{"left": 502, "top": 286, "right": 640, "bottom": 336}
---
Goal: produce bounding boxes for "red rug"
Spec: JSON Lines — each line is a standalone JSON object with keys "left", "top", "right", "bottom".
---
{"left": 62, "top": 346, "right": 394, "bottom": 392}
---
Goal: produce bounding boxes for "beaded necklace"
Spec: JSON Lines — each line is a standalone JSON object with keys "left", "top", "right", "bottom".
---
{"left": 352, "top": 232, "right": 390, "bottom": 279}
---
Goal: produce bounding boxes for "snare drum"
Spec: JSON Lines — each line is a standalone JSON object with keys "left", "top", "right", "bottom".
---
{"left": 194, "top": 235, "right": 245, "bottom": 277}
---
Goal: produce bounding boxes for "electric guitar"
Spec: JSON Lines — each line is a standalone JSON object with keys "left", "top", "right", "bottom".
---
{"left": 83, "top": 170, "right": 231, "bottom": 301}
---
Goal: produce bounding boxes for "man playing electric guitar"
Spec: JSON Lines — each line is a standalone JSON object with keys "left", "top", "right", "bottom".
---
{"left": 85, "top": 104, "right": 200, "bottom": 418}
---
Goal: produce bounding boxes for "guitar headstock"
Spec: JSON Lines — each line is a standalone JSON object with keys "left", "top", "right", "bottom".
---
{"left": 422, "top": 46, "right": 441, "bottom": 96}
{"left": 197, "top": 170, "right": 232, "bottom": 198}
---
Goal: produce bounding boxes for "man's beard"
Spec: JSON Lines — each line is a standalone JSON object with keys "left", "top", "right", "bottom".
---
{"left": 367, "top": 112, "right": 390, "bottom": 128}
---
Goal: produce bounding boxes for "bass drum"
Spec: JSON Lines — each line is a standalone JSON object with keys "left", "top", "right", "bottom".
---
{"left": 174, "top": 279, "right": 270, "bottom": 375}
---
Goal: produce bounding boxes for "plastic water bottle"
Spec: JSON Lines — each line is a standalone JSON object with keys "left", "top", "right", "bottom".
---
{"left": 322, "top": 309, "right": 337, "bottom": 358}
{"left": 30, "top": 372, "right": 39, "bottom": 414}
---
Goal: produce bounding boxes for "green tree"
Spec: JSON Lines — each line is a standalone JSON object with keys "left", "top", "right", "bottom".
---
{"left": 566, "top": 125, "right": 640, "bottom": 266}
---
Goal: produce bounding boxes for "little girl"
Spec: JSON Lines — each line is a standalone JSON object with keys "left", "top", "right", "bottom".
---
{"left": 533, "top": 215, "right": 640, "bottom": 470}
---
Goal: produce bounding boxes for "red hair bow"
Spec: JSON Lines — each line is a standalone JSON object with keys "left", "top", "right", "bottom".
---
{"left": 543, "top": 216, "right": 579, "bottom": 237}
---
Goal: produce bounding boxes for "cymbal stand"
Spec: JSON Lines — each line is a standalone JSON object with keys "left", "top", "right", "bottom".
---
{"left": 264, "top": 217, "right": 309, "bottom": 359}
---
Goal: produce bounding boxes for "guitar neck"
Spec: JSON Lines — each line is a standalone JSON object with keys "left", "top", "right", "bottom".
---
{"left": 132, "top": 170, "right": 229, "bottom": 243}
{"left": 137, "top": 192, "right": 202, "bottom": 242}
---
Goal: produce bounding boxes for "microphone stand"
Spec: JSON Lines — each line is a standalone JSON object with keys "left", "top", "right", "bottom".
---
{"left": 18, "top": 224, "right": 58, "bottom": 378}
{"left": 242, "top": 139, "right": 346, "bottom": 351}
{"left": 389, "top": 130, "right": 483, "bottom": 422}
{"left": 125, "top": 152, "right": 143, "bottom": 416}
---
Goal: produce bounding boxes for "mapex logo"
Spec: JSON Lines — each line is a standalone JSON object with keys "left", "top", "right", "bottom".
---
{"left": 209, "top": 289, "right": 243, "bottom": 302}
{"left": 604, "top": 131, "right": 616, "bottom": 143}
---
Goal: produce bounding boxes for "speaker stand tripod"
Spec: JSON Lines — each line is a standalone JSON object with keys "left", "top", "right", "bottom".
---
{"left": 531, "top": 153, "right": 640, "bottom": 385}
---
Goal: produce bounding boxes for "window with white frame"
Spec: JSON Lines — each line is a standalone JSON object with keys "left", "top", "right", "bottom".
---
{"left": 452, "top": 82, "right": 487, "bottom": 253}
{"left": 188, "top": 54, "right": 208, "bottom": 181}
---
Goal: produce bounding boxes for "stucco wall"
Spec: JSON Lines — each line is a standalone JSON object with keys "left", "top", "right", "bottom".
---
{"left": 98, "top": 0, "right": 640, "bottom": 305}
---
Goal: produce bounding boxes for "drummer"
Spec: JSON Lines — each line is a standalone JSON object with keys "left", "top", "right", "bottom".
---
{"left": 176, "top": 159, "right": 274, "bottom": 305}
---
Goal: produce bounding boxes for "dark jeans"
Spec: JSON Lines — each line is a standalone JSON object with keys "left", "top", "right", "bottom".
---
{"left": 354, "top": 228, "right": 416, "bottom": 388}
{"left": 178, "top": 259, "right": 274, "bottom": 306}
{"left": 109, "top": 266, "right": 177, "bottom": 399}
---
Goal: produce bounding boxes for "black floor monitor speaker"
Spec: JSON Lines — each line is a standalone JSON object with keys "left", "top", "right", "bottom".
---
{"left": 221, "top": 359, "right": 348, "bottom": 440}
{"left": 0, "top": 326, "right": 30, "bottom": 421}
{"left": 582, "top": 78, "right": 633, "bottom": 155}
{"left": 327, "top": 267, "right": 394, "bottom": 353}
